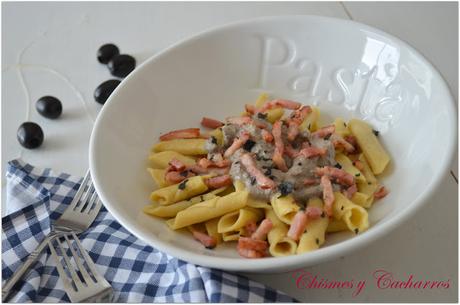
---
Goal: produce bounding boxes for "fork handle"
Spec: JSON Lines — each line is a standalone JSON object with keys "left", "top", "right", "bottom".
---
{"left": 2, "top": 232, "right": 60, "bottom": 301}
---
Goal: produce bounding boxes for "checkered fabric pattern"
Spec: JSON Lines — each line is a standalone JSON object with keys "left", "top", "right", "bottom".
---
{"left": 2, "top": 159, "right": 296, "bottom": 302}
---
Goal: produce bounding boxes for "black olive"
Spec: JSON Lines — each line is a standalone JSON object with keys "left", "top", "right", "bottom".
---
{"left": 94, "top": 79, "right": 121, "bottom": 104}
{"left": 178, "top": 179, "right": 188, "bottom": 190}
{"left": 97, "top": 44, "right": 120, "bottom": 64}
{"left": 243, "top": 139, "right": 256, "bottom": 152}
{"left": 36, "top": 96, "right": 62, "bottom": 119}
{"left": 17, "top": 122, "right": 44, "bottom": 149}
{"left": 278, "top": 181, "right": 294, "bottom": 197}
{"left": 108, "top": 54, "right": 136, "bottom": 77}
{"left": 334, "top": 163, "right": 342, "bottom": 169}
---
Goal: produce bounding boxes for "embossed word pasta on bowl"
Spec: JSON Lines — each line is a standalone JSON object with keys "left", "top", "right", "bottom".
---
{"left": 89, "top": 16, "right": 456, "bottom": 272}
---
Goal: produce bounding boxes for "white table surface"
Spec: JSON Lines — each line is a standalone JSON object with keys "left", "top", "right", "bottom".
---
{"left": 2, "top": 2, "right": 457, "bottom": 302}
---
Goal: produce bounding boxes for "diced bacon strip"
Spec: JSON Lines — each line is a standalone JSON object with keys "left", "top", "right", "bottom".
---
{"left": 287, "top": 211, "right": 308, "bottom": 241}
{"left": 261, "top": 129, "right": 274, "bottom": 143}
{"left": 333, "top": 136, "right": 355, "bottom": 153}
{"left": 258, "top": 99, "right": 301, "bottom": 113}
{"left": 251, "top": 219, "right": 273, "bottom": 241}
{"left": 224, "top": 131, "right": 250, "bottom": 158}
{"left": 298, "top": 146, "right": 327, "bottom": 158}
{"left": 165, "top": 170, "right": 195, "bottom": 184}
{"left": 240, "top": 153, "right": 276, "bottom": 189}
{"left": 353, "top": 160, "right": 364, "bottom": 171}
{"left": 189, "top": 226, "right": 217, "bottom": 249}
{"left": 312, "top": 125, "right": 335, "bottom": 138}
{"left": 320, "top": 175, "right": 335, "bottom": 217}
{"left": 244, "top": 221, "right": 258, "bottom": 237}
{"left": 205, "top": 175, "right": 233, "bottom": 189}
{"left": 305, "top": 206, "right": 323, "bottom": 219}
{"left": 201, "top": 117, "right": 224, "bottom": 129}
{"left": 315, "top": 166, "right": 355, "bottom": 186}
{"left": 226, "top": 116, "right": 253, "bottom": 125}
{"left": 284, "top": 144, "right": 299, "bottom": 158}
{"left": 286, "top": 106, "right": 312, "bottom": 141}
{"left": 272, "top": 121, "right": 288, "bottom": 172}
{"left": 159, "top": 128, "right": 200, "bottom": 141}
{"left": 245, "top": 104, "right": 256, "bottom": 115}
{"left": 237, "top": 237, "right": 268, "bottom": 252}
{"left": 345, "top": 135, "right": 359, "bottom": 149}
{"left": 237, "top": 247, "right": 265, "bottom": 258}
{"left": 303, "top": 178, "right": 319, "bottom": 186}
{"left": 374, "top": 186, "right": 389, "bottom": 199}
{"left": 167, "top": 158, "right": 186, "bottom": 172}
{"left": 187, "top": 165, "right": 229, "bottom": 176}
{"left": 344, "top": 184, "right": 358, "bottom": 199}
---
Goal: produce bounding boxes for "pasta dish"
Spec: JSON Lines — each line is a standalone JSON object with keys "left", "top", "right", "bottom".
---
{"left": 144, "top": 94, "right": 390, "bottom": 258}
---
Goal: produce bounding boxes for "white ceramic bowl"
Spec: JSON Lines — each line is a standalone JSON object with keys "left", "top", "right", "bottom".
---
{"left": 89, "top": 16, "right": 456, "bottom": 273}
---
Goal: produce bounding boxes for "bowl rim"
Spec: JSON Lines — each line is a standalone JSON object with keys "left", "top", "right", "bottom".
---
{"left": 89, "top": 15, "right": 457, "bottom": 272}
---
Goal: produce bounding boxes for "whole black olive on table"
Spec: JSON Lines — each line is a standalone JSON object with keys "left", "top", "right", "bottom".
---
{"left": 36, "top": 96, "right": 62, "bottom": 119}
{"left": 94, "top": 79, "right": 121, "bottom": 104}
{"left": 97, "top": 43, "right": 120, "bottom": 64}
{"left": 108, "top": 54, "right": 136, "bottom": 78}
{"left": 17, "top": 122, "right": 44, "bottom": 149}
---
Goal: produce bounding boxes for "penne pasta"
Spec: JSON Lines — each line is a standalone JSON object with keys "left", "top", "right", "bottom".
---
{"left": 335, "top": 153, "right": 366, "bottom": 183}
{"left": 147, "top": 168, "right": 171, "bottom": 188}
{"left": 333, "top": 192, "right": 369, "bottom": 234}
{"left": 150, "top": 176, "right": 209, "bottom": 205}
{"left": 333, "top": 118, "right": 350, "bottom": 137}
{"left": 358, "top": 154, "right": 378, "bottom": 184}
{"left": 152, "top": 139, "right": 208, "bottom": 155}
{"left": 205, "top": 218, "right": 222, "bottom": 244}
{"left": 270, "top": 194, "right": 300, "bottom": 225}
{"left": 168, "top": 191, "right": 248, "bottom": 229}
{"left": 265, "top": 208, "right": 297, "bottom": 257}
{"left": 348, "top": 119, "right": 390, "bottom": 175}
{"left": 299, "top": 106, "right": 320, "bottom": 132}
{"left": 217, "top": 207, "right": 263, "bottom": 233}
{"left": 255, "top": 93, "right": 269, "bottom": 108}
{"left": 148, "top": 151, "right": 196, "bottom": 169}
{"left": 351, "top": 191, "right": 372, "bottom": 208}
{"left": 326, "top": 218, "right": 349, "bottom": 233}
{"left": 296, "top": 198, "right": 329, "bottom": 254}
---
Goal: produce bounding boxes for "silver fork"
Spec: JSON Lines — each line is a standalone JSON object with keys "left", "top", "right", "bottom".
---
{"left": 2, "top": 170, "right": 103, "bottom": 301}
{"left": 48, "top": 232, "right": 113, "bottom": 302}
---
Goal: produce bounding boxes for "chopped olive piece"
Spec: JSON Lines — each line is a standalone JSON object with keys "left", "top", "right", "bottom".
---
{"left": 278, "top": 181, "right": 294, "bottom": 197}
{"left": 243, "top": 139, "right": 256, "bottom": 151}
{"left": 372, "top": 129, "right": 380, "bottom": 136}
{"left": 210, "top": 136, "right": 217, "bottom": 144}
{"left": 334, "top": 163, "right": 342, "bottom": 169}
{"left": 178, "top": 179, "right": 188, "bottom": 190}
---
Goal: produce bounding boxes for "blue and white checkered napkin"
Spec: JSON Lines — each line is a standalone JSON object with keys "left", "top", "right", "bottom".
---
{"left": 2, "top": 159, "right": 296, "bottom": 303}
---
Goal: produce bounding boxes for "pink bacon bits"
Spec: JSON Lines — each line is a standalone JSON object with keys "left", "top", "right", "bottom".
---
{"left": 374, "top": 186, "right": 389, "bottom": 199}
{"left": 284, "top": 144, "right": 299, "bottom": 159}
{"left": 261, "top": 129, "right": 274, "bottom": 143}
{"left": 344, "top": 183, "right": 358, "bottom": 199}
{"left": 197, "top": 158, "right": 231, "bottom": 169}
{"left": 201, "top": 117, "right": 224, "bottom": 129}
{"left": 257, "top": 99, "right": 302, "bottom": 113}
{"left": 333, "top": 136, "right": 355, "bottom": 153}
{"left": 311, "top": 125, "right": 335, "bottom": 138}
{"left": 240, "top": 153, "right": 276, "bottom": 189}
{"left": 204, "top": 175, "right": 233, "bottom": 189}
{"left": 159, "top": 128, "right": 200, "bottom": 141}
{"left": 224, "top": 131, "right": 250, "bottom": 158}
{"left": 298, "top": 146, "right": 327, "bottom": 159}
{"left": 237, "top": 237, "right": 268, "bottom": 258}
{"left": 245, "top": 104, "right": 256, "bottom": 115}
{"left": 287, "top": 207, "right": 323, "bottom": 241}
{"left": 165, "top": 170, "right": 195, "bottom": 184}
{"left": 303, "top": 178, "right": 319, "bottom": 186}
{"left": 272, "top": 120, "right": 288, "bottom": 172}
{"left": 315, "top": 166, "right": 355, "bottom": 186}
{"left": 320, "top": 175, "right": 335, "bottom": 217}
{"left": 287, "top": 211, "right": 308, "bottom": 241}
{"left": 167, "top": 158, "right": 186, "bottom": 172}
{"left": 251, "top": 219, "right": 273, "bottom": 241}
{"left": 287, "top": 106, "right": 312, "bottom": 141}
{"left": 189, "top": 226, "right": 217, "bottom": 249}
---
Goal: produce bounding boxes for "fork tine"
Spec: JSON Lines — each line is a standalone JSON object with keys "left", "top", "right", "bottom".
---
{"left": 68, "top": 170, "right": 91, "bottom": 210}
{"left": 88, "top": 198, "right": 103, "bottom": 216}
{"left": 75, "top": 184, "right": 94, "bottom": 213}
{"left": 48, "top": 237, "right": 77, "bottom": 293}
{"left": 82, "top": 191, "right": 98, "bottom": 214}
{"left": 63, "top": 235, "right": 93, "bottom": 284}
{"left": 71, "top": 232, "right": 106, "bottom": 283}
{"left": 56, "top": 235, "right": 84, "bottom": 290}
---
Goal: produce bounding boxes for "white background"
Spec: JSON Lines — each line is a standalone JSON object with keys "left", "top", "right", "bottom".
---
{"left": 2, "top": 2, "right": 458, "bottom": 302}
